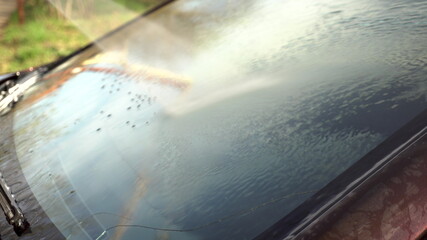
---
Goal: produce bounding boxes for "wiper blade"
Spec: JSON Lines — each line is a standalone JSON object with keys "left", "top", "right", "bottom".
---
{"left": 0, "top": 70, "right": 41, "bottom": 116}
{"left": 0, "top": 171, "right": 30, "bottom": 236}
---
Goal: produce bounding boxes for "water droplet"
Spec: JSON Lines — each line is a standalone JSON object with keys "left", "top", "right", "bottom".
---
{"left": 146, "top": 121, "right": 149, "bottom": 125}
{"left": 132, "top": 125, "right": 136, "bottom": 128}
{"left": 116, "top": 88, "right": 120, "bottom": 91}
{"left": 109, "top": 91, "right": 113, "bottom": 94}
{"left": 107, "top": 114, "right": 112, "bottom": 118}
{"left": 96, "top": 128, "right": 102, "bottom": 132}
{"left": 101, "top": 85, "right": 105, "bottom": 89}
{"left": 126, "top": 121, "right": 130, "bottom": 125}
{"left": 100, "top": 111, "right": 104, "bottom": 114}
{"left": 137, "top": 104, "right": 141, "bottom": 108}
{"left": 127, "top": 107, "right": 132, "bottom": 110}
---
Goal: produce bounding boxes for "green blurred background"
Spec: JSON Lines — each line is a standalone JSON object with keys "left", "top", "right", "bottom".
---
{"left": 0, "top": 0, "right": 159, "bottom": 73}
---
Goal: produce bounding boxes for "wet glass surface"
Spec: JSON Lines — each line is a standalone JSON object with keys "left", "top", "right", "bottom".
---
{"left": 9, "top": 0, "right": 427, "bottom": 239}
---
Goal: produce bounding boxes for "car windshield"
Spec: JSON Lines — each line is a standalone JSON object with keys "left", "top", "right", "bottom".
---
{"left": 8, "top": 0, "right": 427, "bottom": 239}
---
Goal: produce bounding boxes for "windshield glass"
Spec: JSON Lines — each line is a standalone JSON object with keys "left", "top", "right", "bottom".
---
{"left": 10, "top": 0, "right": 427, "bottom": 239}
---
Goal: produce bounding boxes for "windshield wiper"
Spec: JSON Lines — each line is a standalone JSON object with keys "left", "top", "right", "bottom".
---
{"left": 0, "top": 171, "right": 30, "bottom": 236}
{"left": 0, "top": 70, "right": 42, "bottom": 116}
{"left": 0, "top": 69, "right": 43, "bottom": 235}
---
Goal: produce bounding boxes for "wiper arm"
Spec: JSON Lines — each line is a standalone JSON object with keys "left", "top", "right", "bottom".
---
{"left": 0, "top": 171, "right": 30, "bottom": 236}
{"left": 0, "top": 70, "right": 41, "bottom": 116}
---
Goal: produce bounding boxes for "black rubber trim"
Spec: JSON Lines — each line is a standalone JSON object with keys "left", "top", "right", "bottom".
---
{"left": 0, "top": 73, "right": 18, "bottom": 83}
{"left": 254, "top": 107, "right": 427, "bottom": 239}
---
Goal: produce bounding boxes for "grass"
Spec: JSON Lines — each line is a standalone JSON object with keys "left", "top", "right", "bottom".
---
{"left": 0, "top": 0, "right": 154, "bottom": 73}
{"left": 0, "top": 4, "right": 88, "bottom": 73}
